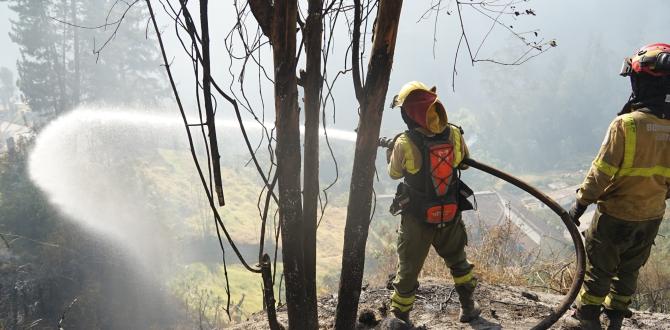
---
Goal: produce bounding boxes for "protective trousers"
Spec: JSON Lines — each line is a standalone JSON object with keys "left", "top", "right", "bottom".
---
{"left": 578, "top": 210, "right": 661, "bottom": 312}
{"left": 391, "top": 212, "right": 474, "bottom": 313}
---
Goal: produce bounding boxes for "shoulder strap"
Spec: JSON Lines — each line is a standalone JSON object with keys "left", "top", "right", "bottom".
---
{"left": 405, "top": 129, "right": 423, "bottom": 147}
{"left": 391, "top": 132, "right": 405, "bottom": 145}
{"left": 448, "top": 123, "right": 464, "bottom": 135}
{"left": 449, "top": 125, "right": 464, "bottom": 167}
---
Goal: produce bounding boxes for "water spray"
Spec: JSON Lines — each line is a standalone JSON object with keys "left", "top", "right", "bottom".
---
{"left": 29, "top": 108, "right": 357, "bottom": 242}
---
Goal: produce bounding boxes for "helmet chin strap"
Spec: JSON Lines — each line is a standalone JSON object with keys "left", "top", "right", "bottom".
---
{"left": 618, "top": 75, "right": 641, "bottom": 116}
{"left": 619, "top": 76, "right": 670, "bottom": 118}
{"left": 618, "top": 93, "right": 635, "bottom": 116}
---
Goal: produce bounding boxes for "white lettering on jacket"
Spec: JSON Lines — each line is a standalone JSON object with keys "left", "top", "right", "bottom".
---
{"left": 647, "top": 123, "right": 670, "bottom": 133}
{"left": 655, "top": 133, "right": 670, "bottom": 142}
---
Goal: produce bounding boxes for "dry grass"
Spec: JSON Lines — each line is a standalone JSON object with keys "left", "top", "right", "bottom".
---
{"left": 368, "top": 210, "right": 670, "bottom": 314}
{"left": 631, "top": 219, "right": 670, "bottom": 313}
{"left": 367, "top": 225, "right": 400, "bottom": 288}
{"left": 369, "top": 214, "right": 576, "bottom": 295}
{"left": 424, "top": 216, "right": 575, "bottom": 294}
{"left": 633, "top": 245, "right": 670, "bottom": 312}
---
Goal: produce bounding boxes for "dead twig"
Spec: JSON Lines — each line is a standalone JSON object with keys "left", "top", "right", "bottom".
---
{"left": 57, "top": 297, "right": 78, "bottom": 330}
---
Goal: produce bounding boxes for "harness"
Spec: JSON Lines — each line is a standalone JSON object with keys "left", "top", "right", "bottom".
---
{"left": 393, "top": 126, "right": 472, "bottom": 224}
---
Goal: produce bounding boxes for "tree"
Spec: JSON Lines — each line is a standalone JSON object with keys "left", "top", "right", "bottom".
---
{"left": 249, "top": 1, "right": 313, "bottom": 328}
{"left": 143, "top": 0, "right": 397, "bottom": 327}
{"left": 77, "top": 0, "right": 165, "bottom": 105}
{"left": 144, "top": 1, "right": 555, "bottom": 329}
{"left": 4, "top": 0, "right": 165, "bottom": 116}
{"left": 5, "top": 0, "right": 63, "bottom": 113}
{"left": 334, "top": 3, "right": 403, "bottom": 327}
{"left": 244, "top": 1, "right": 404, "bottom": 327}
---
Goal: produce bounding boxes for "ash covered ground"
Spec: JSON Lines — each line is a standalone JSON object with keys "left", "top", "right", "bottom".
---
{"left": 231, "top": 278, "right": 670, "bottom": 329}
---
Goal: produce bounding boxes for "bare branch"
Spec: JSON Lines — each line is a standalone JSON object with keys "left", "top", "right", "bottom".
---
{"left": 57, "top": 297, "right": 78, "bottom": 330}
{"left": 145, "top": 0, "right": 261, "bottom": 275}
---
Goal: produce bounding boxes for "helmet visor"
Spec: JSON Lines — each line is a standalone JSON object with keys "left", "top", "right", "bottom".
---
{"left": 620, "top": 57, "right": 633, "bottom": 77}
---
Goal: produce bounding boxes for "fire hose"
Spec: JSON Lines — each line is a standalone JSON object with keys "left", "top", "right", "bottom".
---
{"left": 461, "top": 158, "right": 585, "bottom": 330}
{"left": 379, "top": 139, "right": 585, "bottom": 329}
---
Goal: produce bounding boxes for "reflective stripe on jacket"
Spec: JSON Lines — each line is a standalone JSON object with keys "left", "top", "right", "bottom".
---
{"left": 577, "top": 110, "right": 670, "bottom": 221}
{"left": 388, "top": 125, "right": 468, "bottom": 180}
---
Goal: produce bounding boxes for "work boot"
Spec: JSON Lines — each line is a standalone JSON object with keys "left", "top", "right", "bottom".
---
{"left": 563, "top": 304, "right": 602, "bottom": 330}
{"left": 455, "top": 283, "right": 481, "bottom": 322}
{"left": 603, "top": 308, "right": 632, "bottom": 330}
{"left": 391, "top": 309, "right": 413, "bottom": 327}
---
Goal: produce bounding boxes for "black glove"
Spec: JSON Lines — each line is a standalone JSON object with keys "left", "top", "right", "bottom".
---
{"left": 568, "top": 200, "right": 588, "bottom": 226}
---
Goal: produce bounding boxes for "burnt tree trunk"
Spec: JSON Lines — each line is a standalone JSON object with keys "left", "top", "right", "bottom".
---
{"left": 271, "top": 1, "right": 308, "bottom": 329}
{"left": 334, "top": 1, "right": 403, "bottom": 329}
{"left": 301, "top": 0, "right": 323, "bottom": 328}
{"left": 249, "top": 0, "right": 315, "bottom": 328}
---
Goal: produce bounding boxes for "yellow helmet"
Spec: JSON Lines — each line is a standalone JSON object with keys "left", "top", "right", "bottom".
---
{"left": 391, "top": 81, "right": 448, "bottom": 134}
{"left": 391, "top": 81, "right": 434, "bottom": 108}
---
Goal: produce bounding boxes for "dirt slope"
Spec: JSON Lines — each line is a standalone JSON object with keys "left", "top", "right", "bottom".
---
{"left": 230, "top": 278, "right": 670, "bottom": 329}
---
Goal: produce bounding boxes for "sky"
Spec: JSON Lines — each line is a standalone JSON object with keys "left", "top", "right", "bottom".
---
{"left": 0, "top": 3, "right": 19, "bottom": 74}
{"left": 202, "top": 0, "right": 670, "bottom": 135}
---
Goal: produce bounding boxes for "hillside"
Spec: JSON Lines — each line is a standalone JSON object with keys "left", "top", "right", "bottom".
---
{"left": 230, "top": 278, "right": 670, "bottom": 329}
{"left": 11, "top": 109, "right": 670, "bottom": 327}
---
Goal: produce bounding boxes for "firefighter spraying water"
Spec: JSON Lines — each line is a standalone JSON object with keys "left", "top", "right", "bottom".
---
{"left": 378, "top": 82, "right": 586, "bottom": 329}
{"left": 379, "top": 81, "right": 479, "bottom": 326}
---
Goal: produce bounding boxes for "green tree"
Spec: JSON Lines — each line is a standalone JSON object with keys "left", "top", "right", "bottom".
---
{"left": 4, "top": 0, "right": 165, "bottom": 116}
{"left": 4, "top": 0, "right": 64, "bottom": 113}
{"left": 77, "top": 0, "right": 165, "bottom": 105}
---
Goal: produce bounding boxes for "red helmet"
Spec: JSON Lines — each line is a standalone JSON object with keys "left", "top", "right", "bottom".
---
{"left": 621, "top": 43, "right": 670, "bottom": 77}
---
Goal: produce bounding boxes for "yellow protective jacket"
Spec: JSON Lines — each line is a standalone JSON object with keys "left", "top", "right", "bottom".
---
{"left": 577, "top": 110, "right": 670, "bottom": 221}
{"left": 388, "top": 125, "right": 469, "bottom": 180}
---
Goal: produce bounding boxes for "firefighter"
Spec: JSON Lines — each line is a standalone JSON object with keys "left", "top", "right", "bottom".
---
{"left": 384, "top": 81, "right": 479, "bottom": 325}
{"left": 565, "top": 43, "right": 670, "bottom": 330}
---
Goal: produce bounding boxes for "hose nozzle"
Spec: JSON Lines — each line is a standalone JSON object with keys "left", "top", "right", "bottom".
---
{"left": 378, "top": 137, "right": 394, "bottom": 148}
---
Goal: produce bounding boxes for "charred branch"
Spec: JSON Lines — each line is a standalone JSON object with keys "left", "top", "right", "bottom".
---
{"left": 198, "top": 0, "right": 225, "bottom": 206}
{"left": 350, "top": 0, "right": 363, "bottom": 103}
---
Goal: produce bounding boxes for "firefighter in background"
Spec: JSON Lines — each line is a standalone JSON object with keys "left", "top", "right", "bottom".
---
{"left": 384, "top": 81, "right": 479, "bottom": 325}
{"left": 566, "top": 43, "right": 670, "bottom": 330}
